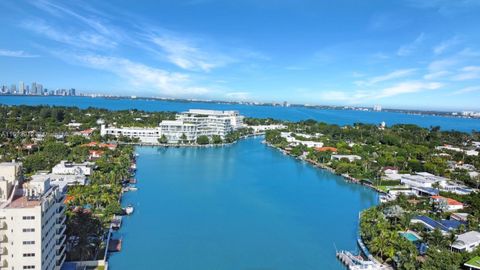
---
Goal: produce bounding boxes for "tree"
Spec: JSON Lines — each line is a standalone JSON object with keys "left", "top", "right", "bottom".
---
{"left": 180, "top": 133, "right": 188, "bottom": 144}
{"left": 212, "top": 135, "right": 223, "bottom": 144}
{"left": 158, "top": 135, "right": 168, "bottom": 144}
{"left": 196, "top": 135, "right": 210, "bottom": 145}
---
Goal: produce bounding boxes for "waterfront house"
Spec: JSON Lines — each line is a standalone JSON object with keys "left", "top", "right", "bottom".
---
{"left": 249, "top": 124, "right": 286, "bottom": 133}
{"left": 400, "top": 172, "right": 447, "bottom": 188}
{"left": 430, "top": 195, "right": 464, "bottom": 212}
{"left": 52, "top": 160, "right": 93, "bottom": 176}
{"left": 411, "top": 216, "right": 465, "bottom": 235}
{"left": 331, "top": 154, "right": 362, "bottom": 162}
{"left": 314, "top": 146, "right": 337, "bottom": 153}
{"left": 451, "top": 231, "right": 480, "bottom": 252}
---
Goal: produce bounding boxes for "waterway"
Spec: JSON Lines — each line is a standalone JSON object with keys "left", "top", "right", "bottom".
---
{"left": 109, "top": 138, "right": 377, "bottom": 269}
{"left": 1, "top": 96, "right": 479, "bottom": 132}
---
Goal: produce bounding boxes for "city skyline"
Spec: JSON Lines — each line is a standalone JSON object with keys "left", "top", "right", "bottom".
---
{"left": 1, "top": 0, "right": 480, "bottom": 110}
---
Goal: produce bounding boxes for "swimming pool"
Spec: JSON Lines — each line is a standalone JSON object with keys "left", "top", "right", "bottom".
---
{"left": 401, "top": 232, "right": 421, "bottom": 242}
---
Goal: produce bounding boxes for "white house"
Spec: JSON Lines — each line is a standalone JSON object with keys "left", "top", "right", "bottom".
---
{"left": 431, "top": 195, "right": 464, "bottom": 211}
{"left": 52, "top": 160, "right": 93, "bottom": 176}
{"left": 451, "top": 231, "right": 480, "bottom": 252}
{"left": 331, "top": 155, "right": 362, "bottom": 162}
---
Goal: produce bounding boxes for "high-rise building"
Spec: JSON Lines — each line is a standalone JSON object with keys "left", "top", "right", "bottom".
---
{"left": 10, "top": 84, "right": 16, "bottom": 94}
{"left": 31, "top": 82, "right": 37, "bottom": 95}
{"left": 0, "top": 161, "right": 67, "bottom": 270}
{"left": 19, "top": 81, "right": 25, "bottom": 95}
{"left": 373, "top": 104, "right": 382, "bottom": 111}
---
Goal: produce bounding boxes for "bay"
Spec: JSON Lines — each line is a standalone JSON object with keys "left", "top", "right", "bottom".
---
{"left": 1, "top": 96, "right": 479, "bottom": 132}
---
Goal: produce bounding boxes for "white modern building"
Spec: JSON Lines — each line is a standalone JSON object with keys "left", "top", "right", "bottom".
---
{"left": 32, "top": 173, "right": 88, "bottom": 191}
{"left": 51, "top": 160, "right": 93, "bottom": 176}
{"left": 0, "top": 162, "right": 66, "bottom": 270}
{"left": 331, "top": 155, "right": 362, "bottom": 162}
{"left": 451, "top": 231, "right": 480, "bottom": 252}
{"left": 280, "top": 132, "right": 324, "bottom": 148}
{"left": 400, "top": 172, "right": 447, "bottom": 188}
{"left": 101, "top": 109, "right": 245, "bottom": 143}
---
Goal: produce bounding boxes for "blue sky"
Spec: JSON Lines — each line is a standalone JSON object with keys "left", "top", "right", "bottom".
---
{"left": 1, "top": 0, "right": 480, "bottom": 110}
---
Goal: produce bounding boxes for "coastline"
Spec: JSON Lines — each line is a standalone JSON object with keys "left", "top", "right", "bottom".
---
{"left": 263, "top": 141, "right": 385, "bottom": 195}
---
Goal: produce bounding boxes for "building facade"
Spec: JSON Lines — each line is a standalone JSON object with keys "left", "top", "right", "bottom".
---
{"left": 0, "top": 161, "right": 66, "bottom": 270}
{"left": 101, "top": 109, "right": 245, "bottom": 143}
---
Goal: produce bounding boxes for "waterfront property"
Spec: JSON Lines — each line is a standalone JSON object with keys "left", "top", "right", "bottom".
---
{"left": 411, "top": 216, "right": 465, "bottom": 235}
{"left": 0, "top": 161, "right": 67, "bottom": 270}
{"left": 100, "top": 109, "right": 245, "bottom": 143}
{"left": 52, "top": 160, "right": 93, "bottom": 176}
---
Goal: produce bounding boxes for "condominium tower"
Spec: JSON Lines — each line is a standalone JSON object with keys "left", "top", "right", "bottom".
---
{"left": 0, "top": 161, "right": 66, "bottom": 270}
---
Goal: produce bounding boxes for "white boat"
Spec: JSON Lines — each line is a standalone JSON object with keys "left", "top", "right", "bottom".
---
{"left": 124, "top": 205, "right": 134, "bottom": 215}
{"left": 129, "top": 186, "right": 138, "bottom": 191}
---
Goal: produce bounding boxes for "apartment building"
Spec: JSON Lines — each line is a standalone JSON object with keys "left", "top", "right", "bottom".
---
{"left": 0, "top": 161, "right": 66, "bottom": 270}
{"left": 101, "top": 109, "right": 245, "bottom": 143}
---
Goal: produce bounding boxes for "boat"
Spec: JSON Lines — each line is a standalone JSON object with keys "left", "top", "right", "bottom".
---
{"left": 112, "top": 215, "right": 122, "bottom": 230}
{"left": 124, "top": 205, "right": 134, "bottom": 215}
{"left": 129, "top": 186, "right": 138, "bottom": 191}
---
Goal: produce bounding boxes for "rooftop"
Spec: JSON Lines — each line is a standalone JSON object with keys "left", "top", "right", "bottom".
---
{"left": 465, "top": 256, "right": 480, "bottom": 269}
{"left": 7, "top": 193, "right": 41, "bottom": 208}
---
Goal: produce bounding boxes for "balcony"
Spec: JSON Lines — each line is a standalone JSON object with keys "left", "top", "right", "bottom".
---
{"left": 56, "top": 234, "right": 66, "bottom": 246}
{"left": 0, "top": 235, "right": 7, "bottom": 243}
{"left": 56, "top": 194, "right": 65, "bottom": 203}
{"left": 56, "top": 244, "right": 65, "bottom": 256}
{"left": 0, "top": 247, "right": 6, "bottom": 255}
{"left": 0, "top": 222, "right": 6, "bottom": 230}
{"left": 56, "top": 215, "right": 66, "bottom": 226}
{"left": 56, "top": 252, "right": 66, "bottom": 266}
{"left": 56, "top": 205, "right": 65, "bottom": 215}
{"left": 0, "top": 259, "right": 7, "bottom": 268}
{"left": 56, "top": 225, "right": 66, "bottom": 236}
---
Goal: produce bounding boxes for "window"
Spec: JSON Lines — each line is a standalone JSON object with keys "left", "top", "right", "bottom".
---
{"left": 23, "top": 216, "right": 35, "bottom": 220}
{"left": 23, "top": 228, "right": 35, "bottom": 232}
{"left": 23, "top": 253, "right": 35, "bottom": 257}
{"left": 23, "top": 241, "right": 35, "bottom": 245}
{"left": 23, "top": 266, "right": 35, "bottom": 269}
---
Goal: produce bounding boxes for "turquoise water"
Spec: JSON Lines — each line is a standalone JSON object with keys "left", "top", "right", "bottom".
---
{"left": 401, "top": 232, "right": 420, "bottom": 242}
{"left": 1, "top": 96, "right": 480, "bottom": 132}
{"left": 109, "top": 138, "right": 377, "bottom": 269}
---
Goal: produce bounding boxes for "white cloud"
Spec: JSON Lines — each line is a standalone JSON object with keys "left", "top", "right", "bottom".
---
{"left": 423, "top": 70, "right": 450, "bottom": 80}
{"left": 150, "top": 34, "right": 235, "bottom": 72}
{"left": 0, "top": 49, "right": 39, "bottom": 58}
{"left": 21, "top": 20, "right": 117, "bottom": 49}
{"left": 433, "top": 36, "right": 461, "bottom": 55}
{"left": 428, "top": 58, "right": 458, "bottom": 72}
{"left": 319, "top": 80, "right": 443, "bottom": 103}
{"left": 68, "top": 53, "right": 211, "bottom": 97}
{"left": 375, "top": 81, "right": 443, "bottom": 98}
{"left": 452, "top": 66, "right": 480, "bottom": 81}
{"left": 451, "top": 86, "right": 480, "bottom": 95}
{"left": 355, "top": 69, "right": 416, "bottom": 86}
{"left": 397, "top": 33, "right": 425, "bottom": 56}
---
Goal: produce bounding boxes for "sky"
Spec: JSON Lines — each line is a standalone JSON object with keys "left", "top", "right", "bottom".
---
{"left": 1, "top": 0, "right": 480, "bottom": 110}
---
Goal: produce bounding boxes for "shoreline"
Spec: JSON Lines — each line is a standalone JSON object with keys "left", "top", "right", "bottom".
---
{"left": 263, "top": 141, "right": 385, "bottom": 195}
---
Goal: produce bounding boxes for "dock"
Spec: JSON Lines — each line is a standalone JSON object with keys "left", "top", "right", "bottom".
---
{"left": 108, "top": 238, "right": 122, "bottom": 252}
